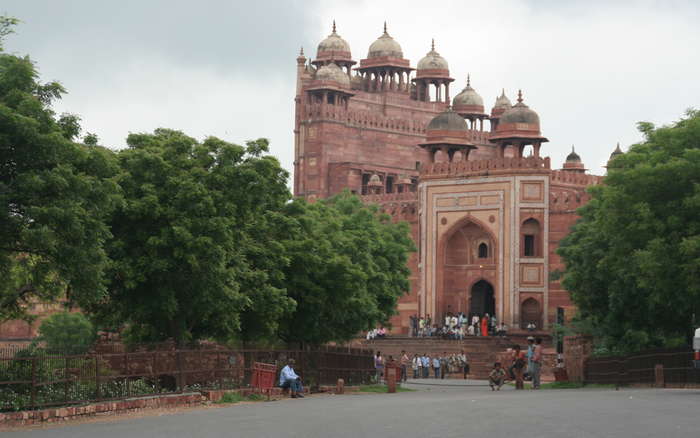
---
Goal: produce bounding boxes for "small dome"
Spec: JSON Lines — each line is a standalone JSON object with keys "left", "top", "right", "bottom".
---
{"left": 452, "top": 76, "right": 484, "bottom": 114}
{"left": 493, "top": 89, "right": 512, "bottom": 110}
{"left": 499, "top": 91, "right": 540, "bottom": 125}
{"left": 427, "top": 107, "right": 468, "bottom": 132}
{"left": 368, "top": 174, "right": 383, "bottom": 187}
{"left": 609, "top": 142, "right": 623, "bottom": 160}
{"left": 417, "top": 40, "right": 448, "bottom": 70}
{"left": 566, "top": 146, "right": 581, "bottom": 163}
{"left": 316, "top": 21, "right": 351, "bottom": 59}
{"left": 314, "top": 62, "right": 350, "bottom": 87}
{"left": 368, "top": 23, "right": 403, "bottom": 58}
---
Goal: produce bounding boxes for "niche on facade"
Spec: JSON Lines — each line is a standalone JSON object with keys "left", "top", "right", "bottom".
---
{"left": 445, "top": 220, "right": 494, "bottom": 266}
{"left": 521, "top": 218, "right": 542, "bottom": 258}
{"left": 521, "top": 297, "right": 542, "bottom": 329}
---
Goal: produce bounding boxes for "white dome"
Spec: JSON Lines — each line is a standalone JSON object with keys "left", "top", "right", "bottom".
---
{"left": 314, "top": 62, "right": 350, "bottom": 87}
{"left": 317, "top": 22, "right": 351, "bottom": 58}
{"left": 367, "top": 24, "right": 403, "bottom": 58}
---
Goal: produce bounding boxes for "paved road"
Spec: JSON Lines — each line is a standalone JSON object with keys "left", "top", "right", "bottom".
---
{"left": 5, "top": 382, "right": 698, "bottom": 438}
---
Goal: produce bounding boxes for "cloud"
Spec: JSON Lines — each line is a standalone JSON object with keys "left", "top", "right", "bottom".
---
{"left": 3, "top": 0, "right": 699, "bottom": 178}
{"left": 313, "top": 0, "right": 700, "bottom": 173}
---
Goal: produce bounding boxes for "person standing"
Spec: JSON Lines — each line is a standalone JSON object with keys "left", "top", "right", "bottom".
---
{"left": 412, "top": 353, "right": 421, "bottom": 379}
{"left": 432, "top": 355, "right": 441, "bottom": 378}
{"left": 421, "top": 354, "right": 430, "bottom": 378}
{"left": 459, "top": 349, "right": 469, "bottom": 379}
{"left": 419, "top": 317, "right": 425, "bottom": 337}
{"left": 532, "top": 337, "right": 543, "bottom": 389}
{"left": 481, "top": 314, "right": 489, "bottom": 337}
{"left": 374, "top": 351, "right": 384, "bottom": 384}
{"left": 511, "top": 345, "right": 526, "bottom": 390}
{"left": 525, "top": 336, "right": 535, "bottom": 381}
{"left": 440, "top": 352, "right": 449, "bottom": 379}
{"left": 471, "top": 314, "right": 480, "bottom": 334}
{"left": 400, "top": 350, "right": 410, "bottom": 383}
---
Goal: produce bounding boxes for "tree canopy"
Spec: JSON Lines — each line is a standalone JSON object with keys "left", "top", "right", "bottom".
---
{"left": 0, "top": 17, "right": 120, "bottom": 321}
{"left": 277, "top": 193, "right": 415, "bottom": 345}
{"left": 558, "top": 109, "right": 700, "bottom": 353}
{"left": 99, "top": 130, "right": 296, "bottom": 344}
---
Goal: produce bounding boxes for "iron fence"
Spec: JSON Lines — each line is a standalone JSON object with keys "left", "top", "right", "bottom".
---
{"left": 0, "top": 346, "right": 374, "bottom": 411}
{"left": 585, "top": 347, "right": 700, "bottom": 387}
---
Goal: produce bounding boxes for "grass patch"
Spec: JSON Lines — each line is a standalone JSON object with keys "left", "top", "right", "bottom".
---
{"left": 215, "top": 391, "right": 268, "bottom": 404}
{"left": 358, "top": 384, "right": 416, "bottom": 393}
{"left": 508, "top": 381, "right": 616, "bottom": 390}
{"left": 216, "top": 392, "right": 245, "bottom": 404}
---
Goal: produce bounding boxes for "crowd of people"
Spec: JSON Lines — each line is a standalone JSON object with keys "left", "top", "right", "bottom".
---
{"left": 371, "top": 336, "right": 544, "bottom": 392}
{"left": 407, "top": 313, "right": 508, "bottom": 339}
{"left": 489, "top": 336, "right": 544, "bottom": 390}
{"left": 373, "top": 350, "right": 471, "bottom": 383}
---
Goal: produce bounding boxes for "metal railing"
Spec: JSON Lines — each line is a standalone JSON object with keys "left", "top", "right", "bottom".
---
{"left": 0, "top": 346, "right": 374, "bottom": 411}
{"left": 585, "top": 347, "right": 699, "bottom": 387}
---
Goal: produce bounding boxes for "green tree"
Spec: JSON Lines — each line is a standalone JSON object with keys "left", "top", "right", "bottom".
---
{"left": 558, "top": 109, "right": 700, "bottom": 353}
{"left": 37, "top": 312, "right": 96, "bottom": 354}
{"left": 0, "top": 17, "right": 120, "bottom": 321}
{"left": 277, "top": 193, "right": 415, "bottom": 345}
{"left": 101, "top": 129, "right": 295, "bottom": 344}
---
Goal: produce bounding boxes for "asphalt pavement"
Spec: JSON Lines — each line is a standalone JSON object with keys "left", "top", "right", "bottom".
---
{"left": 4, "top": 380, "right": 698, "bottom": 438}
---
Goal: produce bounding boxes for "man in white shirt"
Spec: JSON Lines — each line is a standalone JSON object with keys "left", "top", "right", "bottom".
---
{"left": 279, "top": 359, "right": 304, "bottom": 398}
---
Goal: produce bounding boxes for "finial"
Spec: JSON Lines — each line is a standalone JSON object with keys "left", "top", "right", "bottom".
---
{"left": 571, "top": 145, "right": 575, "bottom": 153}
{"left": 383, "top": 21, "right": 388, "bottom": 34}
{"left": 467, "top": 74, "right": 471, "bottom": 87}
{"left": 431, "top": 38, "right": 435, "bottom": 51}
{"left": 332, "top": 20, "right": 336, "bottom": 34}
{"left": 517, "top": 89, "right": 523, "bottom": 103}
{"left": 501, "top": 88, "right": 505, "bottom": 97}
{"left": 299, "top": 46, "right": 304, "bottom": 56}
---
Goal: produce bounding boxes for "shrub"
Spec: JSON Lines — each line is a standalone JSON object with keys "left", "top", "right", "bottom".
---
{"left": 37, "top": 312, "right": 96, "bottom": 354}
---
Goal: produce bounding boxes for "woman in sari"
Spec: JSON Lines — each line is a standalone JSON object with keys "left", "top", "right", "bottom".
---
{"left": 481, "top": 313, "right": 489, "bottom": 337}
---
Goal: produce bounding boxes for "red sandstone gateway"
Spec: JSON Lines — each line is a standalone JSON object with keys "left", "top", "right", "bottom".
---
{"left": 292, "top": 22, "right": 622, "bottom": 336}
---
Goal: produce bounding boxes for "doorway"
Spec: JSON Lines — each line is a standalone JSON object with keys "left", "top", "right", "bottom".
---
{"left": 470, "top": 280, "right": 495, "bottom": 318}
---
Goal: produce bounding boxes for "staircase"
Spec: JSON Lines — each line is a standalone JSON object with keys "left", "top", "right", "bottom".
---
{"left": 354, "top": 333, "right": 553, "bottom": 380}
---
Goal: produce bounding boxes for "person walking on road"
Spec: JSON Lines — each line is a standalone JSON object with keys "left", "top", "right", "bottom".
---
{"left": 511, "top": 345, "right": 526, "bottom": 390}
{"left": 531, "top": 337, "right": 543, "bottom": 389}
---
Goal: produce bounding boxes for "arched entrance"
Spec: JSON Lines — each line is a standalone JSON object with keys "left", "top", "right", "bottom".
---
{"left": 521, "top": 298, "right": 542, "bottom": 329}
{"left": 470, "top": 280, "right": 495, "bottom": 318}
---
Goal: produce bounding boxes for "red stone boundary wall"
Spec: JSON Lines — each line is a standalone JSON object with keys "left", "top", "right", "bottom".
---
{"left": 0, "top": 385, "right": 362, "bottom": 428}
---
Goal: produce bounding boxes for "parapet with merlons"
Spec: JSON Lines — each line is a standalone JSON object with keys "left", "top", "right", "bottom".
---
{"left": 359, "top": 192, "right": 419, "bottom": 221}
{"left": 550, "top": 170, "right": 603, "bottom": 188}
{"left": 419, "top": 156, "right": 551, "bottom": 180}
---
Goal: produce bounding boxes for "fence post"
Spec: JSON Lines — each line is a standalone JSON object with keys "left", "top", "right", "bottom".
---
{"left": 64, "top": 356, "right": 69, "bottom": 404}
{"left": 152, "top": 352, "right": 159, "bottom": 393}
{"left": 95, "top": 355, "right": 101, "bottom": 400}
{"left": 30, "top": 357, "right": 37, "bottom": 410}
{"left": 177, "top": 350, "right": 184, "bottom": 393}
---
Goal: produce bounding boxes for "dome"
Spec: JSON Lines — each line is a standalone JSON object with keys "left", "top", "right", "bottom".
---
{"left": 368, "top": 174, "right": 383, "bottom": 187}
{"left": 314, "top": 62, "right": 350, "bottom": 87}
{"left": 566, "top": 146, "right": 581, "bottom": 163}
{"left": 452, "top": 76, "right": 485, "bottom": 114}
{"left": 417, "top": 40, "right": 448, "bottom": 71}
{"left": 609, "top": 142, "right": 623, "bottom": 160}
{"left": 367, "top": 23, "right": 403, "bottom": 59}
{"left": 493, "top": 89, "right": 512, "bottom": 110}
{"left": 427, "top": 107, "right": 468, "bottom": 132}
{"left": 499, "top": 91, "right": 540, "bottom": 125}
{"left": 316, "top": 21, "right": 351, "bottom": 60}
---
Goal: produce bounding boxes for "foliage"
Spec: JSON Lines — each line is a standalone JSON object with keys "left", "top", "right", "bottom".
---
{"left": 99, "top": 130, "right": 295, "bottom": 344}
{"left": 216, "top": 392, "right": 244, "bottom": 404}
{"left": 358, "top": 384, "right": 415, "bottom": 393}
{"left": 558, "top": 109, "right": 700, "bottom": 354}
{"left": 0, "top": 17, "right": 120, "bottom": 322}
{"left": 277, "top": 192, "right": 415, "bottom": 345}
{"left": 36, "top": 312, "right": 96, "bottom": 354}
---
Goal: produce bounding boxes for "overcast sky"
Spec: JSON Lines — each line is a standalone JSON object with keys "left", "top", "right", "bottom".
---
{"left": 3, "top": 0, "right": 699, "bottom": 176}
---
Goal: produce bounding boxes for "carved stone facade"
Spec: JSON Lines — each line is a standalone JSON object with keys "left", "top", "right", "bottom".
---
{"left": 294, "top": 23, "right": 618, "bottom": 335}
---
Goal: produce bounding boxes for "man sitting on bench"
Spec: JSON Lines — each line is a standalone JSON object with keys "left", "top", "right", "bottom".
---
{"left": 279, "top": 358, "right": 304, "bottom": 398}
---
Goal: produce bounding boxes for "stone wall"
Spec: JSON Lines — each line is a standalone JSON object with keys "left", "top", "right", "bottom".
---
{"left": 563, "top": 335, "right": 593, "bottom": 382}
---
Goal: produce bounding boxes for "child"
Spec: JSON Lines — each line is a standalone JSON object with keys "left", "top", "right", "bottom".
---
{"left": 489, "top": 362, "right": 506, "bottom": 391}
